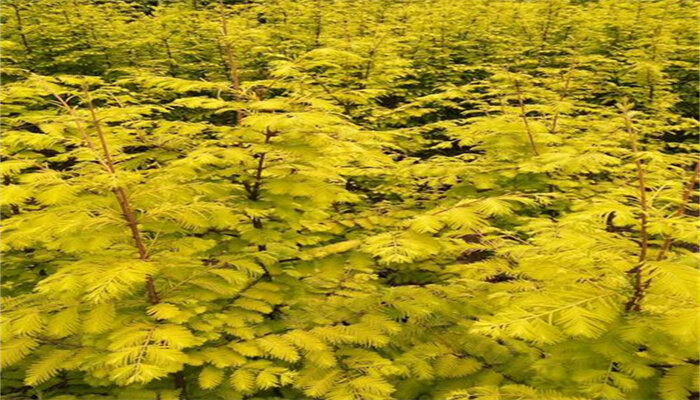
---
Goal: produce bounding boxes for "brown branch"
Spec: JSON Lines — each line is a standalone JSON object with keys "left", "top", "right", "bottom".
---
{"left": 637, "top": 162, "right": 700, "bottom": 294}
{"left": 47, "top": 90, "right": 111, "bottom": 172}
{"left": 514, "top": 79, "right": 539, "bottom": 156}
{"left": 83, "top": 87, "right": 160, "bottom": 305}
{"left": 174, "top": 371, "right": 188, "bottom": 400}
{"left": 623, "top": 107, "right": 649, "bottom": 312}
{"left": 313, "top": 2, "right": 322, "bottom": 47}
{"left": 162, "top": 36, "right": 177, "bottom": 77}
{"left": 549, "top": 59, "right": 578, "bottom": 135}
{"left": 362, "top": 33, "right": 388, "bottom": 83}
{"left": 10, "top": 3, "right": 32, "bottom": 54}
{"left": 47, "top": 82, "right": 160, "bottom": 305}
{"left": 655, "top": 162, "right": 700, "bottom": 261}
{"left": 247, "top": 127, "right": 275, "bottom": 201}
{"left": 310, "top": 74, "right": 352, "bottom": 116}
{"left": 540, "top": 0, "right": 554, "bottom": 45}
{"left": 245, "top": 128, "right": 275, "bottom": 251}
{"left": 218, "top": 1, "right": 244, "bottom": 125}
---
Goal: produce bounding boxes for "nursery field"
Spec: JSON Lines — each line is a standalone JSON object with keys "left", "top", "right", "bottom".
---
{"left": 1, "top": 0, "right": 699, "bottom": 399}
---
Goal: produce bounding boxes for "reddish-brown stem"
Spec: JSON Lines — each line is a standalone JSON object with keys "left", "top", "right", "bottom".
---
{"left": 174, "top": 370, "right": 188, "bottom": 399}
{"left": 514, "top": 79, "right": 540, "bottom": 156}
{"left": 50, "top": 92, "right": 111, "bottom": 172}
{"left": 638, "top": 162, "right": 700, "bottom": 293}
{"left": 362, "top": 34, "right": 387, "bottom": 84}
{"left": 247, "top": 128, "right": 274, "bottom": 201}
{"left": 549, "top": 60, "right": 577, "bottom": 135}
{"left": 83, "top": 87, "right": 160, "bottom": 304}
{"left": 84, "top": 88, "right": 116, "bottom": 172}
{"left": 623, "top": 109, "right": 649, "bottom": 312}
{"left": 246, "top": 128, "right": 275, "bottom": 251}
{"left": 310, "top": 75, "right": 352, "bottom": 116}
{"left": 313, "top": 2, "right": 322, "bottom": 47}
{"left": 162, "top": 36, "right": 177, "bottom": 77}
{"left": 655, "top": 162, "right": 700, "bottom": 261}
{"left": 540, "top": 0, "right": 554, "bottom": 45}
{"left": 11, "top": 4, "right": 32, "bottom": 54}
{"left": 218, "top": 1, "right": 244, "bottom": 125}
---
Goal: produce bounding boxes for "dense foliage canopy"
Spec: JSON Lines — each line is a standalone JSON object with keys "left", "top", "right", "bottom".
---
{"left": 1, "top": 0, "right": 699, "bottom": 399}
